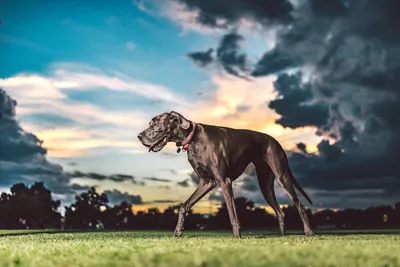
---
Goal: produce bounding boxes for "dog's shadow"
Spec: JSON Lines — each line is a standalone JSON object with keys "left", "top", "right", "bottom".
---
{"left": 242, "top": 229, "right": 400, "bottom": 239}
{"left": 1, "top": 229, "right": 399, "bottom": 239}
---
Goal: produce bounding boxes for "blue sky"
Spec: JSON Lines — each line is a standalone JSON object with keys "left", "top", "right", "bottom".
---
{"left": 0, "top": 0, "right": 323, "bottom": 213}
{"left": 0, "top": 0, "right": 211, "bottom": 91}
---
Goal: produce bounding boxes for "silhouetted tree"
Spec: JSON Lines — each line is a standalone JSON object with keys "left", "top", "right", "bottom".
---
{"left": 101, "top": 201, "right": 133, "bottom": 229}
{"left": 64, "top": 187, "right": 108, "bottom": 229}
{"left": 0, "top": 182, "right": 61, "bottom": 229}
{"left": 2, "top": 181, "right": 400, "bottom": 231}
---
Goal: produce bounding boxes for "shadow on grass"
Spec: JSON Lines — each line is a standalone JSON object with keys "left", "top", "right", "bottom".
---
{"left": 0, "top": 229, "right": 102, "bottom": 237}
{"left": 246, "top": 229, "right": 400, "bottom": 239}
{"left": 1, "top": 228, "right": 399, "bottom": 239}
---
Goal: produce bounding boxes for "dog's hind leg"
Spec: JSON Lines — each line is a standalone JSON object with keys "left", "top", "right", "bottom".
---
{"left": 265, "top": 141, "right": 314, "bottom": 237}
{"left": 254, "top": 161, "right": 286, "bottom": 236}
{"left": 219, "top": 177, "right": 242, "bottom": 239}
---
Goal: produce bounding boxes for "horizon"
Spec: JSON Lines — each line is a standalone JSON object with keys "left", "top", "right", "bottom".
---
{"left": 1, "top": 0, "right": 400, "bottom": 215}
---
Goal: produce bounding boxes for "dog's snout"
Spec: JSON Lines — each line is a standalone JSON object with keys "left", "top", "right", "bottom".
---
{"left": 137, "top": 132, "right": 143, "bottom": 140}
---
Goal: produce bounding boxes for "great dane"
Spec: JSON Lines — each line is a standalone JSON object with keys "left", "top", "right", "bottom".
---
{"left": 138, "top": 111, "right": 314, "bottom": 238}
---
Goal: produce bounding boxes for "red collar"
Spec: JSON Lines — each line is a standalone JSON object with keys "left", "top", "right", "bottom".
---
{"left": 180, "top": 121, "right": 197, "bottom": 152}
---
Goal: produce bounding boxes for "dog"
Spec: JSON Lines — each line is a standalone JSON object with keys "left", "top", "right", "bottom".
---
{"left": 138, "top": 111, "right": 314, "bottom": 238}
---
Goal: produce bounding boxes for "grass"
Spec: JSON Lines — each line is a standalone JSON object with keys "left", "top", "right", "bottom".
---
{"left": 0, "top": 229, "right": 400, "bottom": 267}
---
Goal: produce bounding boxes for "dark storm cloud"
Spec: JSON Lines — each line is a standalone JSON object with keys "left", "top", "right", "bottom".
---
{"left": 173, "top": 0, "right": 294, "bottom": 29}
{"left": 0, "top": 88, "right": 87, "bottom": 197}
{"left": 0, "top": 89, "right": 141, "bottom": 212}
{"left": 0, "top": 90, "right": 46, "bottom": 162}
{"left": 177, "top": 179, "right": 190, "bottom": 188}
{"left": 143, "top": 176, "right": 171, "bottom": 182}
{"left": 216, "top": 32, "right": 249, "bottom": 79}
{"left": 177, "top": 0, "right": 400, "bottom": 208}
{"left": 0, "top": 160, "right": 85, "bottom": 195}
{"left": 186, "top": 48, "right": 213, "bottom": 67}
{"left": 296, "top": 142, "right": 307, "bottom": 154}
{"left": 268, "top": 72, "right": 330, "bottom": 129}
{"left": 67, "top": 171, "right": 136, "bottom": 183}
{"left": 252, "top": 49, "right": 300, "bottom": 77}
{"left": 187, "top": 32, "right": 250, "bottom": 79}
{"left": 103, "top": 189, "right": 142, "bottom": 205}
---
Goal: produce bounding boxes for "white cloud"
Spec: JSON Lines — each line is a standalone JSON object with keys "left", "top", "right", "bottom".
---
{"left": 0, "top": 62, "right": 188, "bottom": 158}
{"left": 187, "top": 74, "right": 321, "bottom": 151}
{"left": 0, "top": 61, "right": 320, "bottom": 160}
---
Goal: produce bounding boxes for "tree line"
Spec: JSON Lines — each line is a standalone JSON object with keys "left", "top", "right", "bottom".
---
{"left": 1, "top": 182, "right": 400, "bottom": 230}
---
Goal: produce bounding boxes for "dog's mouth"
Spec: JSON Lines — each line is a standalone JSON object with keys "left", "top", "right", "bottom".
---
{"left": 148, "top": 136, "right": 169, "bottom": 152}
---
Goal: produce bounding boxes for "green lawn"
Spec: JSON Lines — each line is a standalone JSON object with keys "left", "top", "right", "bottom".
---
{"left": 1, "top": 229, "right": 399, "bottom": 267}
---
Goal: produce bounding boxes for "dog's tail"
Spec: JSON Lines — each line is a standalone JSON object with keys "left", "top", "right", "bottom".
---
{"left": 293, "top": 178, "right": 313, "bottom": 206}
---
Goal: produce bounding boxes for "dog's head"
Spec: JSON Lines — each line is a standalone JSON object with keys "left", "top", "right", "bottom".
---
{"left": 137, "top": 111, "right": 191, "bottom": 152}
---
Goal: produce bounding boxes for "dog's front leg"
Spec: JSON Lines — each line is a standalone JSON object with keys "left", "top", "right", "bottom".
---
{"left": 174, "top": 180, "right": 216, "bottom": 238}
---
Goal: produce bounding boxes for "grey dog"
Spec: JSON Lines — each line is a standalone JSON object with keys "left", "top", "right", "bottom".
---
{"left": 138, "top": 111, "right": 314, "bottom": 238}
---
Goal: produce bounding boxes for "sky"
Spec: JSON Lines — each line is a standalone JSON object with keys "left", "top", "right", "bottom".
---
{"left": 1, "top": 0, "right": 400, "bottom": 214}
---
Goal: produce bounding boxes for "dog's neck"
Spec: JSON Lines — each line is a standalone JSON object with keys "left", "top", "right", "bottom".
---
{"left": 177, "top": 121, "right": 197, "bottom": 151}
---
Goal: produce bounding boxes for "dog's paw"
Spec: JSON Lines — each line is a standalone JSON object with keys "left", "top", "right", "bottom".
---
{"left": 173, "top": 228, "right": 183, "bottom": 239}
{"left": 305, "top": 230, "right": 315, "bottom": 237}
{"left": 173, "top": 233, "right": 182, "bottom": 239}
{"left": 232, "top": 228, "right": 242, "bottom": 239}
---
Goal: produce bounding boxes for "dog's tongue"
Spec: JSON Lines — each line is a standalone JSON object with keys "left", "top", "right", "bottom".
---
{"left": 148, "top": 145, "right": 154, "bottom": 152}
{"left": 148, "top": 137, "right": 167, "bottom": 152}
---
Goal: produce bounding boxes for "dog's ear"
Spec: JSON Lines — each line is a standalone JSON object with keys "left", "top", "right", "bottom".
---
{"left": 169, "top": 111, "right": 190, "bottom": 129}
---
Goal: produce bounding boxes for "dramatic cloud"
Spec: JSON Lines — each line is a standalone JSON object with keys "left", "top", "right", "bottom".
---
{"left": 103, "top": 189, "right": 143, "bottom": 205}
{"left": 189, "top": 74, "right": 321, "bottom": 152}
{"left": 268, "top": 72, "right": 330, "bottom": 129}
{"left": 187, "top": 48, "right": 214, "bottom": 67}
{"left": 262, "top": 0, "right": 400, "bottom": 208}
{"left": 0, "top": 88, "right": 88, "bottom": 198}
{"left": 171, "top": 0, "right": 294, "bottom": 29}
{"left": 187, "top": 32, "right": 250, "bottom": 79}
{"left": 296, "top": 142, "right": 307, "bottom": 154}
{"left": 0, "top": 89, "right": 144, "bottom": 211}
{"left": 216, "top": 32, "right": 250, "bottom": 79}
{"left": 251, "top": 49, "right": 299, "bottom": 77}
{"left": 177, "top": 0, "right": 400, "bottom": 209}
{"left": 67, "top": 171, "right": 136, "bottom": 183}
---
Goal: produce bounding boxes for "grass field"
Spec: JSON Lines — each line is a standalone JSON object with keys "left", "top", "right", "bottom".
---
{"left": 1, "top": 229, "right": 399, "bottom": 267}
